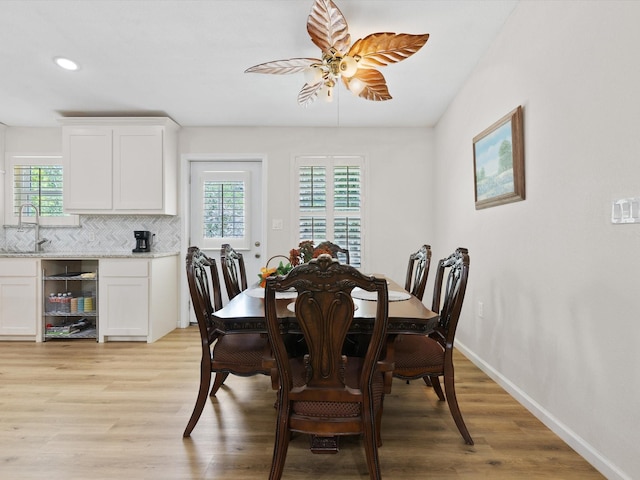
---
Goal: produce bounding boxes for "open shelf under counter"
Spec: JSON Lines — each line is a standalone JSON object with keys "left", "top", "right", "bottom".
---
{"left": 42, "top": 259, "right": 99, "bottom": 342}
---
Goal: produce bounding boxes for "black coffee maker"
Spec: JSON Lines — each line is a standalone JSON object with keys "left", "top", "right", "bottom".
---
{"left": 133, "top": 230, "right": 154, "bottom": 253}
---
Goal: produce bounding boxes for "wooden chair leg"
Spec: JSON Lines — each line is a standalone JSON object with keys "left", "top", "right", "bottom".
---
{"left": 443, "top": 373, "right": 473, "bottom": 445}
{"left": 209, "top": 372, "right": 229, "bottom": 396}
{"left": 362, "top": 407, "right": 382, "bottom": 480}
{"left": 269, "top": 404, "right": 292, "bottom": 480}
{"left": 430, "top": 375, "right": 446, "bottom": 401}
{"left": 183, "top": 368, "right": 212, "bottom": 437}
{"left": 375, "top": 395, "right": 385, "bottom": 447}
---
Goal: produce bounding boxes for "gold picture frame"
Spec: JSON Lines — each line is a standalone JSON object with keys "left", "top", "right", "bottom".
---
{"left": 473, "top": 106, "right": 525, "bottom": 209}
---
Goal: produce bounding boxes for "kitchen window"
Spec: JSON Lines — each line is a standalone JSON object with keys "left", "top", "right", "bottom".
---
{"left": 4, "top": 154, "right": 78, "bottom": 226}
{"left": 294, "top": 155, "right": 364, "bottom": 267}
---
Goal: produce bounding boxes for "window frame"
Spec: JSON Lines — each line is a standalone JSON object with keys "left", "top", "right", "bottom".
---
{"left": 292, "top": 155, "right": 366, "bottom": 267}
{"left": 191, "top": 167, "right": 252, "bottom": 251}
{"left": 4, "top": 153, "right": 79, "bottom": 227}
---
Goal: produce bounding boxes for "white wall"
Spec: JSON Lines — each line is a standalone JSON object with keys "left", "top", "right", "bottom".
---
{"left": 179, "top": 126, "right": 435, "bottom": 284}
{"left": 0, "top": 124, "right": 5, "bottom": 232}
{"left": 434, "top": 2, "right": 640, "bottom": 479}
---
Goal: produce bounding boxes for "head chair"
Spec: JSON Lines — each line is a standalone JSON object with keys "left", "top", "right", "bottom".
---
{"left": 315, "top": 240, "right": 350, "bottom": 264}
{"left": 264, "top": 254, "right": 391, "bottom": 480}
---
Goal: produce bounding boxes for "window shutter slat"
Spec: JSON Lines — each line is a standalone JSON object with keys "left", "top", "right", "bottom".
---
{"left": 203, "top": 180, "right": 245, "bottom": 239}
{"left": 13, "top": 165, "right": 65, "bottom": 217}
{"left": 296, "top": 158, "right": 363, "bottom": 267}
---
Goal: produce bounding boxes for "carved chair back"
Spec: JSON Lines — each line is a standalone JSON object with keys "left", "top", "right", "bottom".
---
{"left": 404, "top": 244, "right": 432, "bottom": 301}
{"left": 220, "top": 243, "right": 248, "bottom": 300}
{"left": 186, "top": 246, "right": 224, "bottom": 345}
{"left": 430, "top": 247, "right": 470, "bottom": 349}
{"left": 316, "top": 240, "right": 350, "bottom": 264}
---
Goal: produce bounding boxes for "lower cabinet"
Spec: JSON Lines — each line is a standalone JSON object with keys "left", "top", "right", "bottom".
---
{"left": 42, "top": 259, "right": 99, "bottom": 341}
{"left": 99, "top": 255, "right": 178, "bottom": 342}
{"left": 0, "top": 258, "right": 38, "bottom": 338}
{"left": 0, "top": 254, "right": 177, "bottom": 343}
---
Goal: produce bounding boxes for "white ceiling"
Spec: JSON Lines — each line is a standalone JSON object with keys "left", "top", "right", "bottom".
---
{"left": 0, "top": 0, "right": 519, "bottom": 128}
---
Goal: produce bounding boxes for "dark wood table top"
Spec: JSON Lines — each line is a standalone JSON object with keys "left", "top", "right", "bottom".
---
{"left": 214, "top": 276, "right": 439, "bottom": 335}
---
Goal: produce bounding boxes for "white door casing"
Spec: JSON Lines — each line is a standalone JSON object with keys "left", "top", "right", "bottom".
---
{"left": 189, "top": 159, "right": 264, "bottom": 312}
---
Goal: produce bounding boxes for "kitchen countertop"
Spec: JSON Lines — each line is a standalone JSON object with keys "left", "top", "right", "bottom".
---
{"left": 0, "top": 251, "right": 180, "bottom": 259}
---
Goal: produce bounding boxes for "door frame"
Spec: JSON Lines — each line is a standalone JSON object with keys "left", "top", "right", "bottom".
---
{"left": 179, "top": 153, "right": 268, "bottom": 328}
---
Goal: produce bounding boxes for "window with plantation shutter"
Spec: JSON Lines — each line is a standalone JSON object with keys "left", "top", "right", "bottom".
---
{"left": 202, "top": 180, "right": 245, "bottom": 239}
{"left": 191, "top": 166, "right": 252, "bottom": 250}
{"left": 295, "top": 156, "right": 364, "bottom": 267}
{"left": 13, "top": 165, "right": 64, "bottom": 217}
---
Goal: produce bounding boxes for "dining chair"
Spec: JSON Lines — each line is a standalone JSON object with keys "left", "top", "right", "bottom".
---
{"left": 404, "top": 244, "right": 432, "bottom": 301}
{"left": 220, "top": 243, "right": 248, "bottom": 300}
{"left": 392, "top": 247, "right": 473, "bottom": 445}
{"left": 316, "top": 240, "right": 350, "bottom": 264}
{"left": 184, "top": 246, "right": 270, "bottom": 437}
{"left": 264, "top": 254, "right": 393, "bottom": 480}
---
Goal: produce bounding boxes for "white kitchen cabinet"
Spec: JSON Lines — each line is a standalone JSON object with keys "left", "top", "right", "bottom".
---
{"left": 99, "top": 255, "right": 178, "bottom": 342}
{"left": 62, "top": 117, "right": 179, "bottom": 215}
{"left": 0, "top": 258, "right": 39, "bottom": 339}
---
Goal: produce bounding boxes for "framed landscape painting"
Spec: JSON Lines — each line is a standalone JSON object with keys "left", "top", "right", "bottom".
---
{"left": 473, "top": 106, "right": 525, "bottom": 209}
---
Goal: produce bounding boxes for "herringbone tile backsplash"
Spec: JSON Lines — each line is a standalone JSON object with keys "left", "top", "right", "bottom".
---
{"left": 2, "top": 215, "right": 181, "bottom": 253}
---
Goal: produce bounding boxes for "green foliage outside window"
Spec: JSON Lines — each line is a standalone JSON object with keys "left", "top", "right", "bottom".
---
{"left": 13, "top": 165, "right": 64, "bottom": 217}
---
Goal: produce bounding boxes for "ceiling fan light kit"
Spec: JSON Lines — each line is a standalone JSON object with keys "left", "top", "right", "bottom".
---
{"left": 245, "top": 0, "right": 429, "bottom": 106}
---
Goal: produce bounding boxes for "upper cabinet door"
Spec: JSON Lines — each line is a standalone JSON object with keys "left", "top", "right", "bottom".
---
{"left": 64, "top": 127, "right": 113, "bottom": 210}
{"left": 113, "top": 126, "right": 164, "bottom": 210}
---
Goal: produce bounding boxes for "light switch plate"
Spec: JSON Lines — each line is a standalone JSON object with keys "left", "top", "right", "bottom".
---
{"left": 612, "top": 197, "right": 640, "bottom": 224}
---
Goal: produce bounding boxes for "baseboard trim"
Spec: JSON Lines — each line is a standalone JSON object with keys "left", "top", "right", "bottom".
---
{"left": 455, "top": 341, "right": 630, "bottom": 480}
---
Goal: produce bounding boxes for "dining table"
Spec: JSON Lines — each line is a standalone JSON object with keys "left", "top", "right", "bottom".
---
{"left": 212, "top": 274, "right": 439, "bottom": 453}
{"left": 213, "top": 275, "right": 439, "bottom": 335}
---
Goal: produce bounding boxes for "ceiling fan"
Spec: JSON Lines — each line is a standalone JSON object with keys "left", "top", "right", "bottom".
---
{"left": 245, "top": 0, "right": 429, "bottom": 106}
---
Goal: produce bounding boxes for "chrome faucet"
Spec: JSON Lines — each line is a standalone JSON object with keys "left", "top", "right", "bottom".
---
{"left": 18, "top": 203, "right": 49, "bottom": 252}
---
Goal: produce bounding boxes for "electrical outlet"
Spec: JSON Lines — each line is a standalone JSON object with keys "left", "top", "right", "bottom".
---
{"left": 88, "top": 232, "right": 96, "bottom": 242}
{"left": 477, "top": 301, "right": 484, "bottom": 318}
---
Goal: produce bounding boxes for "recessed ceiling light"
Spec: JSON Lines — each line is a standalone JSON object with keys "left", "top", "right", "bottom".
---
{"left": 53, "top": 57, "right": 79, "bottom": 71}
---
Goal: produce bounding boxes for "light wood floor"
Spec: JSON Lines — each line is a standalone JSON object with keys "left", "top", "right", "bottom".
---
{"left": 0, "top": 327, "right": 604, "bottom": 479}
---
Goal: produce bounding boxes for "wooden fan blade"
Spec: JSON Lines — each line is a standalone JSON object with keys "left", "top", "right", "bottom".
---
{"left": 245, "top": 58, "right": 321, "bottom": 74}
{"left": 307, "top": 0, "right": 351, "bottom": 54}
{"left": 298, "top": 81, "right": 324, "bottom": 107}
{"left": 348, "top": 32, "right": 429, "bottom": 69}
{"left": 343, "top": 69, "right": 392, "bottom": 101}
